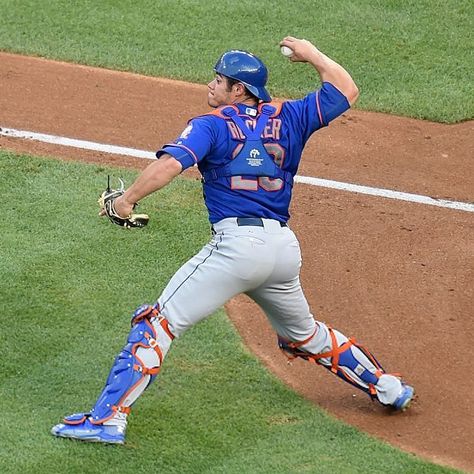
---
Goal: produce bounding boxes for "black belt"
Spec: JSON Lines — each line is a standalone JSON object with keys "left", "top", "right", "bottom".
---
{"left": 236, "top": 217, "right": 287, "bottom": 227}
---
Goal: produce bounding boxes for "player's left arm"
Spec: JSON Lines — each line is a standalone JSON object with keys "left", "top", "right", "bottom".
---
{"left": 111, "top": 155, "right": 182, "bottom": 218}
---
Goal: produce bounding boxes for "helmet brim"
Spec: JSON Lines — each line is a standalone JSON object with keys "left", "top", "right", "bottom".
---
{"left": 243, "top": 83, "right": 272, "bottom": 103}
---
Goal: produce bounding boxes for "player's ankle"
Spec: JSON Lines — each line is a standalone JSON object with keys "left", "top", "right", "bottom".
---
{"left": 103, "top": 412, "right": 128, "bottom": 429}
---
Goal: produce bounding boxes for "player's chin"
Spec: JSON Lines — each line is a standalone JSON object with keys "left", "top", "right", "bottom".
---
{"left": 207, "top": 94, "right": 219, "bottom": 108}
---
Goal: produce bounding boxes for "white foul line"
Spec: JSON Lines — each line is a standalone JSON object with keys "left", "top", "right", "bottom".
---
{"left": 0, "top": 127, "right": 156, "bottom": 160}
{"left": 1, "top": 126, "right": 473, "bottom": 213}
{"left": 294, "top": 176, "right": 474, "bottom": 213}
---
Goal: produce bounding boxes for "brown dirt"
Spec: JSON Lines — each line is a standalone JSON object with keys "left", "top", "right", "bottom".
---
{"left": 1, "top": 52, "right": 473, "bottom": 472}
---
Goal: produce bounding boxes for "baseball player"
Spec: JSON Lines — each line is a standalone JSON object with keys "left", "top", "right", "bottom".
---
{"left": 52, "top": 36, "right": 414, "bottom": 444}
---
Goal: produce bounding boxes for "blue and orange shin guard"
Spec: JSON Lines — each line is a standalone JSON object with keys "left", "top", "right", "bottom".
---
{"left": 278, "top": 324, "right": 386, "bottom": 400}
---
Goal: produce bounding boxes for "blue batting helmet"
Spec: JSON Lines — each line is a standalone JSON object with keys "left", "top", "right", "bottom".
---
{"left": 214, "top": 50, "right": 271, "bottom": 102}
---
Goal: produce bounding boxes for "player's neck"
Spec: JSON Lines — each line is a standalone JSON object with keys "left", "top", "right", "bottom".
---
{"left": 233, "top": 98, "right": 259, "bottom": 107}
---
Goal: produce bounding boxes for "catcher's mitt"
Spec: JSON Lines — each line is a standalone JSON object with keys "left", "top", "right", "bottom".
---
{"left": 98, "top": 176, "right": 149, "bottom": 229}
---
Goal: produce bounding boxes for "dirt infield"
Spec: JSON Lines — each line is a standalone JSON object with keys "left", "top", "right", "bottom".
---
{"left": 1, "top": 52, "right": 473, "bottom": 472}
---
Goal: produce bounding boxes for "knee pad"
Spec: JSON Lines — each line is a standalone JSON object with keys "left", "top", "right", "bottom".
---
{"left": 278, "top": 325, "right": 385, "bottom": 399}
{"left": 89, "top": 304, "right": 175, "bottom": 424}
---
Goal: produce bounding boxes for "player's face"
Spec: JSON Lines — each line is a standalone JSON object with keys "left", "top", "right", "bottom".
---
{"left": 207, "top": 74, "right": 234, "bottom": 107}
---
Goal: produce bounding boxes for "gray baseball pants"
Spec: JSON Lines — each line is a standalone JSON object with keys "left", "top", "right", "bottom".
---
{"left": 157, "top": 217, "right": 402, "bottom": 405}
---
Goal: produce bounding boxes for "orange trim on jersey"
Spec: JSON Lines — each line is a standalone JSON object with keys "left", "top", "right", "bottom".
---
{"left": 258, "top": 101, "right": 283, "bottom": 117}
{"left": 207, "top": 105, "right": 240, "bottom": 118}
{"left": 165, "top": 143, "right": 199, "bottom": 164}
{"left": 315, "top": 90, "right": 324, "bottom": 126}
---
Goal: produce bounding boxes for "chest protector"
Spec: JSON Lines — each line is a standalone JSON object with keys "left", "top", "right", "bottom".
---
{"left": 202, "top": 105, "right": 293, "bottom": 186}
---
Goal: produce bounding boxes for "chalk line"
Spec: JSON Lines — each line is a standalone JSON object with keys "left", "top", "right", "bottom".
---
{"left": 1, "top": 126, "right": 473, "bottom": 213}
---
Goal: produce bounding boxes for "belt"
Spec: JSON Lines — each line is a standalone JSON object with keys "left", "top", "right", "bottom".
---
{"left": 237, "top": 217, "right": 287, "bottom": 227}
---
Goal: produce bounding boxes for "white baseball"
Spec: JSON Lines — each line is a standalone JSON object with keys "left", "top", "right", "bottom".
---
{"left": 280, "top": 45, "right": 294, "bottom": 57}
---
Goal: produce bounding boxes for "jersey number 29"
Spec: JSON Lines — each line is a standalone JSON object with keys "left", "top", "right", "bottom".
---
{"left": 231, "top": 143, "right": 286, "bottom": 192}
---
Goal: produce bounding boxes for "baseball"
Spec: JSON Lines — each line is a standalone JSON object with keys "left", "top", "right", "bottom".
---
{"left": 280, "top": 45, "right": 294, "bottom": 57}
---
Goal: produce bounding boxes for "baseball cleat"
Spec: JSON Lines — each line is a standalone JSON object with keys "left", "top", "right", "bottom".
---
{"left": 392, "top": 383, "right": 414, "bottom": 411}
{"left": 51, "top": 414, "right": 125, "bottom": 444}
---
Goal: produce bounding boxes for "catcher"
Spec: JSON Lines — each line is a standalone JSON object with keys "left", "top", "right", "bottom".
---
{"left": 52, "top": 37, "right": 414, "bottom": 445}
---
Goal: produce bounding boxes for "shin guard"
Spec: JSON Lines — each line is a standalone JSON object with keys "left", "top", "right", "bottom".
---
{"left": 87, "top": 304, "right": 174, "bottom": 424}
{"left": 278, "top": 325, "right": 386, "bottom": 400}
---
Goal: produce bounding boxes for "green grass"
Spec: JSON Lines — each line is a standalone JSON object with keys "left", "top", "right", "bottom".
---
{"left": 0, "top": 0, "right": 472, "bottom": 122}
{"left": 0, "top": 152, "right": 462, "bottom": 474}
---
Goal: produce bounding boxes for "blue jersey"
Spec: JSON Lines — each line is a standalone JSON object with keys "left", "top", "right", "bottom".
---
{"left": 156, "top": 82, "right": 350, "bottom": 224}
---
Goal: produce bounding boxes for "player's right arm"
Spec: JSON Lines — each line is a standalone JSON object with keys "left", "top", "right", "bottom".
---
{"left": 279, "top": 36, "right": 359, "bottom": 105}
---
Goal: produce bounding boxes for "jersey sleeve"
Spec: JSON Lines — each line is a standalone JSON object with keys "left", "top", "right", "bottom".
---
{"left": 156, "top": 117, "right": 216, "bottom": 170}
{"left": 317, "top": 82, "right": 351, "bottom": 125}
{"left": 283, "top": 82, "right": 350, "bottom": 142}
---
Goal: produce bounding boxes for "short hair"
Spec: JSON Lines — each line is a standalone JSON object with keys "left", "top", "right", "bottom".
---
{"left": 225, "top": 76, "right": 259, "bottom": 102}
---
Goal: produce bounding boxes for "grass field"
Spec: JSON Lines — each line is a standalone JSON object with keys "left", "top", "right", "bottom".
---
{"left": 0, "top": 1, "right": 471, "bottom": 472}
{"left": 0, "top": 0, "right": 473, "bottom": 122}
{"left": 0, "top": 152, "right": 461, "bottom": 473}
